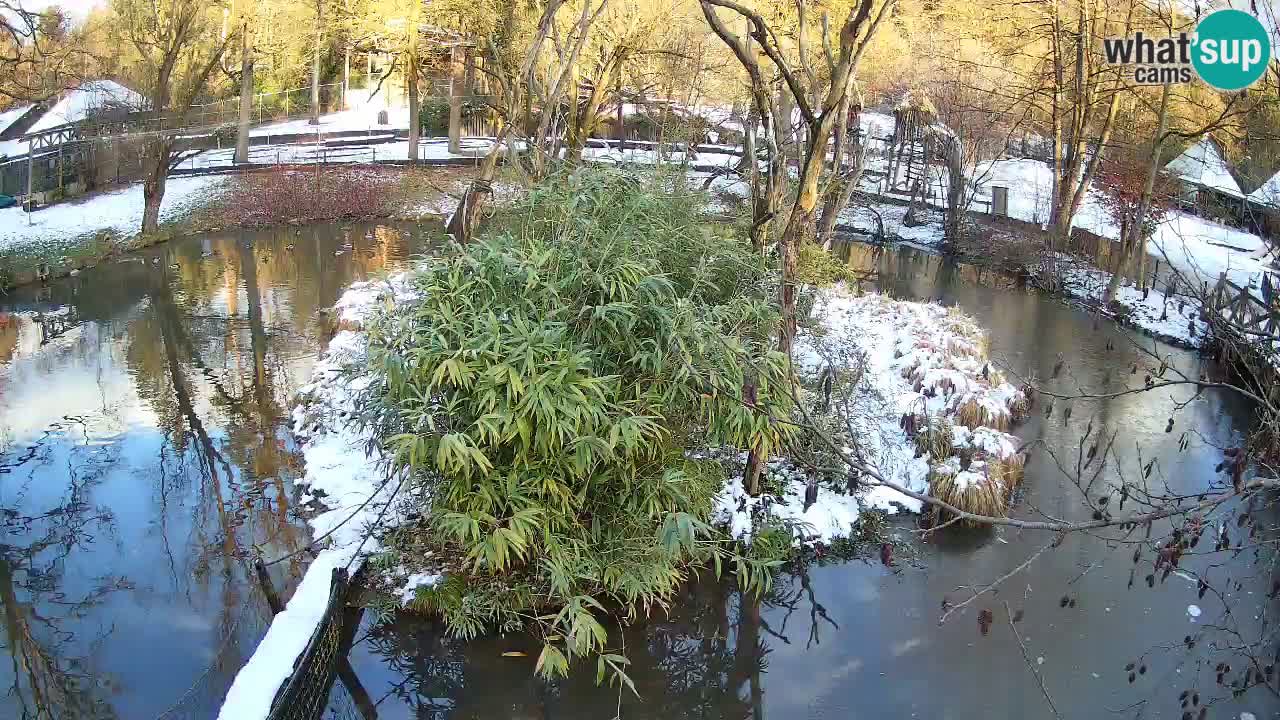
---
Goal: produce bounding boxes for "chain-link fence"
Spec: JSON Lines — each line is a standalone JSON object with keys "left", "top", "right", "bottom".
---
{"left": 265, "top": 568, "right": 356, "bottom": 720}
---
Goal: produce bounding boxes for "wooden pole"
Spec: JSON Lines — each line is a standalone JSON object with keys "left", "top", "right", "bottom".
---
{"left": 448, "top": 44, "right": 463, "bottom": 153}
{"left": 25, "top": 148, "right": 33, "bottom": 224}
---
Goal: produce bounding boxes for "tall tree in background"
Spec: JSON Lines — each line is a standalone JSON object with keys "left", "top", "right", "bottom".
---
{"left": 0, "top": 1, "right": 89, "bottom": 103}
{"left": 700, "top": 0, "right": 895, "bottom": 496}
{"left": 560, "top": 3, "right": 654, "bottom": 165}
{"left": 234, "top": 0, "right": 255, "bottom": 163}
{"left": 405, "top": 0, "right": 420, "bottom": 161}
{"left": 111, "top": 0, "right": 234, "bottom": 233}
{"left": 700, "top": 0, "right": 895, "bottom": 355}
{"left": 446, "top": 0, "right": 568, "bottom": 241}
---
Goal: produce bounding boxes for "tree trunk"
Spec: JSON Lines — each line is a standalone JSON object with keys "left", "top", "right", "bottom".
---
{"left": 1105, "top": 84, "right": 1170, "bottom": 305}
{"left": 565, "top": 58, "right": 618, "bottom": 165}
{"left": 615, "top": 66, "right": 624, "bottom": 149}
{"left": 1057, "top": 88, "right": 1119, "bottom": 239}
{"left": 309, "top": 0, "right": 322, "bottom": 125}
{"left": 817, "top": 96, "right": 864, "bottom": 250}
{"left": 447, "top": 132, "right": 505, "bottom": 242}
{"left": 234, "top": 20, "right": 253, "bottom": 164}
{"left": 776, "top": 81, "right": 796, "bottom": 167}
{"left": 1048, "top": 0, "right": 1063, "bottom": 235}
{"left": 779, "top": 127, "right": 834, "bottom": 353}
{"left": 141, "top": 140, "right": 170, "bottom": 234}
{"left": 939, "top": 147, "right": 962, "bottom": 244}
{"left": 407, "top": 37, "right": 419, "bottom": 163}
{"left": 342, "top": 49, "right": 350, "bottom": 110}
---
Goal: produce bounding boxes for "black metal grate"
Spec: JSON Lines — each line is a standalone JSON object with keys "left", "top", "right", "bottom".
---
{"left": 266, "top": 568, "right": 354, "bottom": 720}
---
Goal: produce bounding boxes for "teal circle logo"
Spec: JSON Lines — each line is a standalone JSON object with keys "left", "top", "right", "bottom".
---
{"left": 1192, "top": 9, "right": 1271, "bottom": 90}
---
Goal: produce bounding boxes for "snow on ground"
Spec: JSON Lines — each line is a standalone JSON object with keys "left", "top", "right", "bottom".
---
{"left": 0, "top": 174, "right": 226, "bottom": 255}
{"left": 714, "top": 290, "right": 1026, "bottom": 545}
{"left": 581, "top": 145, "right": 740, "bottom": 169}
{"left": 837, "top": 200, "right": 946, "bottom": 247}
{"left": 251, "top": 106, "right": 412, "bottom": 137}
{"left": 219, "top": 276, "right": 423, "bottom": 720}
{"left": 861, "top": 111, "right": 896, "bottom": 140}
{"left": 975, "top": 157, "right": 1271, "bottom": 288}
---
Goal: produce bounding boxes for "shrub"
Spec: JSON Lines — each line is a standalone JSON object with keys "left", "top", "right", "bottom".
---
{"left": 795, "top": 241, "right": 858, "bottom": 286}
{"left": 364, "top": 167, "right": 791, "bottom": 681}
{"left": 221, "top": 166, "right": 399, "bottom": 226}
{"left": 418, "top": 97, "right": 489, "bottom": 136}
{"left": 418, "top": 98, "right": 450, "bottom": 136}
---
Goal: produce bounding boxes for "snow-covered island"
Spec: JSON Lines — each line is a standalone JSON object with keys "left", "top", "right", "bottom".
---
{"left": 279, "top": 271, "right": 1030, "bottom": 608}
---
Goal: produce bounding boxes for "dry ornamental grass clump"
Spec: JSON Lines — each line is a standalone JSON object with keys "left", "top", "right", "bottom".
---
{"left": 800, "top": 292, "right": 1029, "bottom": 525}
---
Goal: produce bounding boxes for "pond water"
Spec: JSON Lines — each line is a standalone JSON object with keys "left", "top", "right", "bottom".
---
{"left": 0, "top": 221, "right": 438, "bottom": 720}
{"left": 2, "top": 231, "right": 1275, "bottom": 720}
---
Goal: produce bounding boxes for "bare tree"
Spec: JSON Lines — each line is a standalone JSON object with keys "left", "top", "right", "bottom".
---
{"left": 112, "top": 0, "right": 234, "bottom": 234}
{"left": 446, "top": 0, "right": 568, "bottom": 242}
{"left": 700, "top": 0, "right": 895, "bottom": 356}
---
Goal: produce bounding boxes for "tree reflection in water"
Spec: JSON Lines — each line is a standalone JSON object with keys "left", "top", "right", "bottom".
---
{"left": 0, "top": 222, "right": 432, "bottom": 720}
{"left": 0, "top": 438, "right": 122, "bottom": 720}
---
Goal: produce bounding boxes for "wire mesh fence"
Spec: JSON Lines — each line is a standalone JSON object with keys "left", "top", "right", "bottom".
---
{"left": 0, "top": 145, "right": 92, "bottom": 199}
{"left": 265, "top": 568, "right": 356, "bottom": 720}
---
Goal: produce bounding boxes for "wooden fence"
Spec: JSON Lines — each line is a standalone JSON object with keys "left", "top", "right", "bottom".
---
{"left": 1207, "top": 271, "right": 1280, "bottom": 339}
{"left": 1206, "top": 271, "right": 1280, "bottom": 406}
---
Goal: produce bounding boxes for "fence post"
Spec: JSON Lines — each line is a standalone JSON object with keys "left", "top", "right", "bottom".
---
{"left": 25, "top": 147, "right": 33, "bottom": 224}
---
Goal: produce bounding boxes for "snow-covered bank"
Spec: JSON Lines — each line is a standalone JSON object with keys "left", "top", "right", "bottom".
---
{"left": 837, "top": 199, "right": 946, "bottom": 247}
{"left": 827, "top": 192, "right": 1213, "bottom": 349}
{"left": 1052, "top": 255, "right": 1209, "bottom": 348}
{"left": 0, "top": 175, "right": 227, "bottom": 255}
{"left": 218, "top": 277, "right": 418, "bottom": 720}
{"left": 714, "top": 291, "right": 1028, "bottom": 544}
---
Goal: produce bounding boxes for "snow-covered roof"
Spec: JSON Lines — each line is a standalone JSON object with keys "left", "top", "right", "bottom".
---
{"left": 1164, "top": 137, "right": 1244, "bottom": 198}
{"left": 1247, "top": 168, "right": 1280, "bottom": 209}
{"left": 0, "top": 104, "right": 34, "bottom": 136}
{"left": 26, "top": 80, "right": 146, "bottom": 135}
